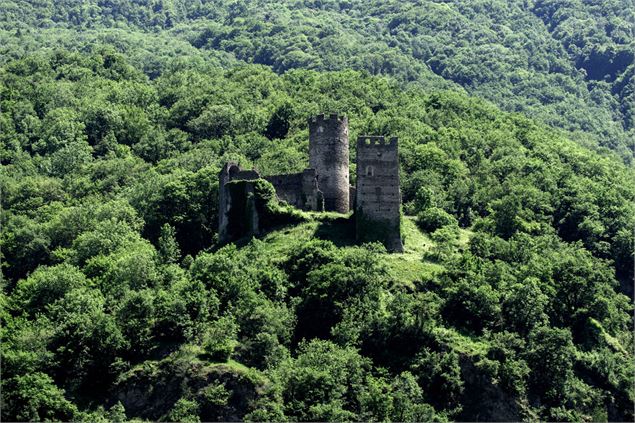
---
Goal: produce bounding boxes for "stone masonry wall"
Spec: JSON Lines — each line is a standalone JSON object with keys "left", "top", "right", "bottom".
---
{"left": 355, "top": 136, "right": 403, "bottom": 252}
{"left": 218, "top": 116, "right": 403, "bottom": 253}
{"left": 219, "top": 163, "right": 323, "bottom": 243}
{"left": 264, "top": 168, "right": 323, "bottom": 211}
{"left": 218, "top": 163, "right": 261, "bottom": 243}
{"left": 265, "top": 173, "right": 303, "bottom": 206}
{"left": 308, "top": 113, "right": 350, "bottom": 213}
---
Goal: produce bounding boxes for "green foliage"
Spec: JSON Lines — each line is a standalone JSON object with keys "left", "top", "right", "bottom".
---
{"left": 293, "top": 242, "right": 386, "bottom": 341}
{"left": 485, "top": 332, "right": 530, "bottom": 396}
{"left": 11, "top": 263, "right": 88, "bottom": 314}
{"left": 198, "top": 381, "right": 231, "bottom": 420}
{"left": 1, "top": 372, "right": 78, "bottom": 422}
{"left": 411, "top": 348, "right": 464, "bottom": 415}
{"left": 234, "top": 296, "right": 294, "bottom": 369}
{"left": 166, "top": 398, "right": 201, "bottom": 423}
{"left": 426, "top": 225, "right": 462, "bottom": 262}
{"left": 71, "top": 2, "right": 635, "bottom": 155}
{"left": 443, "top": 278, "right": 502, "bottom": 334}
{"left": 284, "top": 239, "right": 338, "bottom": 286}
{"left": 155, "top": 278, "right": 218, "bottom": 342}
{"left": 274, "top": 340, "right": 366, "bottom": 421}
{"left": 502, "top": 278, "right": 549, "bottom": 335}
{"left": 1, "top": 0, "right": 633, "bottom": 158}
{"left": 253, "top": 178, "right": 306, "bottom": 228}
{"left": 46, "top": 288, "right": 126, "bottom": 394}
{"left": 191, "top": 245, "right": 258, "bottom": 306}
{"left": 526, "top": 326, "right": 575, "bottom": 403}
{"left": 115, "top": 289, "right": 157, "bottom": 359}
{"left": 201, "top": 316, "right": 238, "bottom": 362}
{"left": 1, "top": 27, "right": 633, "bottom": 422}
{"left": 107, "top": 401, "right": 127, "bottom": 423}
{"left": 158, "top": 223, "right": 181, "bottom": 264}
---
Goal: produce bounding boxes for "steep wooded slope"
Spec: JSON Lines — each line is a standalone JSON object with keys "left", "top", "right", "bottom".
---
{"left": 0, "top": 0, "right": 633, "bottom": 158}
{"left": 1, "top": 49, "right": 633, "bottom": 421}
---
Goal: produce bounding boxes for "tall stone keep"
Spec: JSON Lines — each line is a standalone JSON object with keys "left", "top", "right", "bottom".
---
{"left": 355, "top": 136, "right": 403, "bottom": 252}
{"left": 308, "top": 113, "right": 349, "bottom": 213}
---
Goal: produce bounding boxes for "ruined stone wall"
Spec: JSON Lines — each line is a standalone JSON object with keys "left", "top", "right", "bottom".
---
{"left": 218, "top": 118, "right": 404, "bottom": 253}
{"left": 232, "top": 169, "right": 260, "bottom": 180}
{"left": 265, "top": 169, "right": 322, "bottom": 211}
{"left": 301, "top": 169, "right": 324, "bottom": 211}
{"left": 218, "top": 163, "right": 261, "bottom": 243}
{"left": 355, "top": 136, "right": 403, "bottom": 252}
{"left": 265, "top": 173, "right": 303, "bottom": 206}
{"left": 218, "top": 162, "right": 234, "bottom": 243}
{"left": 308, "top": 113, "right": 349, "bottom": 213}
{"left": 219, "top": 163, "right": 322, "bottom": 244}
{"left": 349, "top": 185, "right": 356, "bottom": 211}
{"left": 224, "top": 180, "right": 259, "bottom": 242}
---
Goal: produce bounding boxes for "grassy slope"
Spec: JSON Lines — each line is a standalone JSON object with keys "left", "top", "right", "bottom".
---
{"left": 385, "top": 216, "right": 444, "bottom": 288}
{"left": 260, "top": 214, "right": 470, "bottom": 289}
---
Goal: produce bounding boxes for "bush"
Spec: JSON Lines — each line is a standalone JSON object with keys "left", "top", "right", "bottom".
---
{"left": 2, "top": 373, "right": 78, "bottom": 422}
{"left": 201, "top": 316, "right": 238, "bottom": 362}
{"left": 410, "top": 348, "right": 464, "bottom": 414}
{"left": 11, "top": 263, "right": 87, "bottom": 314}
{"left": 442, "top": 280, "right": 502, "bottom": 333}
{"left": 417, "top": 207, "right": 457, "bottom": 232}
{"left": 166, "top": 398, "right": 200, "bottom": 423}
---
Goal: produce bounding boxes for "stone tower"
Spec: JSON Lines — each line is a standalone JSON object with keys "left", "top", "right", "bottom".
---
{"left": 355, "top": 136, "right": 403, "bottom": 252}
{"left": 308, "top": 113, "right": 349, "bottom": 213}
{"left": 218, "top": 162, "right": 261, "bottom": 244}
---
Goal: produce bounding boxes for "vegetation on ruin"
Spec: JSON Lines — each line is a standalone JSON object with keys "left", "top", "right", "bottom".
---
{"left": 1, "top": 1, "right": 634, "bottom": 422}
{"left": 224, "top": 178, "right": 306, "bottom": 240}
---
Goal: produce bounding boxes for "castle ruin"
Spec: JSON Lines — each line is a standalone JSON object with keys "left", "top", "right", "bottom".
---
{"left": 218, "top": 113, "right": 403, "bottom": 252}
{"left": 355, "top": 136, "right": 403, "bottom": 252}
{"left": 308, "top": 114, "right": 350, "bottom": 213}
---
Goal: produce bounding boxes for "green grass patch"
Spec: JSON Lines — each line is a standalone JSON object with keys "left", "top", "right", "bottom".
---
{"left": 260, "top": 215, "right": 468, "bottom": 288}
{"left": 383, "top": 216, "right": 444, "bottom": 288}
{"left": 252, "top": 214, "right": 476, "bottom": 291}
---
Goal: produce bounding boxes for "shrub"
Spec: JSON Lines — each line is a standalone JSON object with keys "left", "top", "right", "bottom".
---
{"left": 417, "top": 207, "right": 457, "bottom": 232}
{"left": 166, "top": 398, "right": 200, "bottom": 423}
{"left": 201, "top": 316, "right": 238, "bottom": 362}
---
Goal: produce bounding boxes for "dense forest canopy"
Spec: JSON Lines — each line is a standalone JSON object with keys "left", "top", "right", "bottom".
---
{"left": 0, "top": 0, "right": 633, "bottom": 160}
{"left": 1, "top": 1, "right": 634, "bottom": 422}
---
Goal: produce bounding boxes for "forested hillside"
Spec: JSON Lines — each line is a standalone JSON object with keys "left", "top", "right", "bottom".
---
{"left": 2, "top": 48, "right": 634, "bottom": 422}
{"left": 1, "top": 1, "right": 634, "bottom": 422}
{"left": 0, "top": 0, "right": 633, "bottom": 159}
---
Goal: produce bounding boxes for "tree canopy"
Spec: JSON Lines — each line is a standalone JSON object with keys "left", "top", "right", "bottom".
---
{"left": 1, "top": 1, "right": 634, "bottom": 422}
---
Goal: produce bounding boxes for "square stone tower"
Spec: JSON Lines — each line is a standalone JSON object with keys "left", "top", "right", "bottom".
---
{"left": 355, "top": 136, "right": 403, "bottom": 252}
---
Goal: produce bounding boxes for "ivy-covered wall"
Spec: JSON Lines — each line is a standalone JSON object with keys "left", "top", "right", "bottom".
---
{"left": 221, "top": 179, "right": 305, "bottom": 243}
